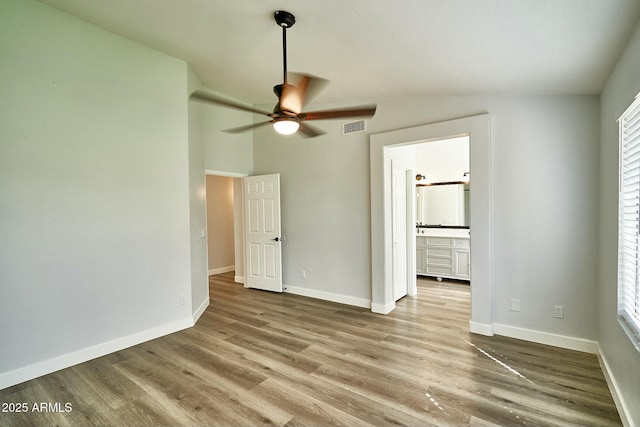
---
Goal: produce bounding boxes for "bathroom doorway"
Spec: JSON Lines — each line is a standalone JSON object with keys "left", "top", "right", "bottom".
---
{"left": 369, "top": 114, "right": 493, "bottom": 335}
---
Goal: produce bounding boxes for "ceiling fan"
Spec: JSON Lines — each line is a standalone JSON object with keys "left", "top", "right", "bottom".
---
{"left": 190, "top": 10, "right": 377, "bottom": 138}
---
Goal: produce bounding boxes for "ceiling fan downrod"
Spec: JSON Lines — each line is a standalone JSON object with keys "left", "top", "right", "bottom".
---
{"left": 274, "top": 10, "right": 295, "bottom": 88}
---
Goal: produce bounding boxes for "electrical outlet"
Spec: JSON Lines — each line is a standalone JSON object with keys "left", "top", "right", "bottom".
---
{"left": 510, "top": 299, "right": 520, "bottom": 312}
{"left": 180, "top": 294, "right": 186, "bottom": 305}
{"left": 554, "top": 305, "right": 564, "bottom": 319}
{"left": 301, "top": 269, "right": 307, "bottom": 279}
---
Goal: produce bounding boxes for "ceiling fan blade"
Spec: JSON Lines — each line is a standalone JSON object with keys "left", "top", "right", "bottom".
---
{"left": 299, "top": 105, "right": 377, "bottom": 121}
{"left": 280, "top": 73, "right": 329, "bottom": 114}
{"left": 223, "top": 121, "right": 273, "bottom": 134}
{"left": 190, "top": 89, "right": 272, "bottom": 117}
{"left": 298, "top": 123, "right": 326, "bottom": 138}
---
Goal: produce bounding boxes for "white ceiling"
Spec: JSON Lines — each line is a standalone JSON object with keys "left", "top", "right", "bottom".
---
{"left": 40, "top": 0, "right": 640, "bottom": 105}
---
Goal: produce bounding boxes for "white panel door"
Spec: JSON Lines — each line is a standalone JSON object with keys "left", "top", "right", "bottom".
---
{"left": 243, "top": 174, "right": 282, "bottom": 292}
{"left": 392, "top": 161, "right": 408, "bottom": 301}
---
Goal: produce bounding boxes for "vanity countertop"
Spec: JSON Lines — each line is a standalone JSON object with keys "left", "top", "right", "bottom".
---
{"left": 417, "top": 225, "right": 469, "bottom": 229}
{"left": 416, "top": 227, "right": 470, "bottom": 238}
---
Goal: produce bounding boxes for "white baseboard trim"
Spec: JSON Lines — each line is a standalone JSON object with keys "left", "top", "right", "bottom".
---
{"left": 284, "top": 285, "right": 371, "bottom": 309}
{"left": 596, "top": 344, "right": 633, "bottom": 427}
{"left": 234, "top": 275, "right": 245, "bottom": 284}
{"left": 493, "top": 323, "right": 599, "bottom": 354}
{"left": 208, "top": 265, "right": 234, "bottom": 276}
{"left": 0, "top": 317, "right": 193, "bottom": 391}
{"left": 371, "top": 300, "right": 396, "bottom": 314}
{"left": 469, "top": 321, "right": 494, "bottom": 336}
{"left": 192, "top": 296, "right": 210, "bottom": 324}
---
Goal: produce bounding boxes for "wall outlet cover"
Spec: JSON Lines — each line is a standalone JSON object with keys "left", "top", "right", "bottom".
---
{"left": 554, "top": 305, "right": 564, "bottom": 319}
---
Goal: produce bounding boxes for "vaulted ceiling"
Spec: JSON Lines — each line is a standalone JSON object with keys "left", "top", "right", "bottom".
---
{"left": 40, "top": 0, "right": 640, "bottom": 105}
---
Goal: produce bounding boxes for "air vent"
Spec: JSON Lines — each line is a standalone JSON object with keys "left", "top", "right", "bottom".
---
{"left": 342, "top": 119, "right": 366, "bottom": 135}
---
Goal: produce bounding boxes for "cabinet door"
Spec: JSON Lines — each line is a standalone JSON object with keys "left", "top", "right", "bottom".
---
{"left": 416, "top": 245, "right": 426, "bottom": 274}
{"left": 453, "top": 249, "right": 471, "bottom": 280}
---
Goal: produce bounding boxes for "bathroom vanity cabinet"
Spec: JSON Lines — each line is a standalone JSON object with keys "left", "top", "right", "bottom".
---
{"left": 416, "top": 229, "right": 470, "bottom": 281}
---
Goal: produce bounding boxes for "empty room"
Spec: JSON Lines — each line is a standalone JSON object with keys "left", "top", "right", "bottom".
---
{"left": 1, "top": 1, "right": 640, "bottom": 426}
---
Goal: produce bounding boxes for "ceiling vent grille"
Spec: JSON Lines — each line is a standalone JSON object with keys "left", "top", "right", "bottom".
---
{"left": 342, "top": 119, "right": 367, "bottom": 135}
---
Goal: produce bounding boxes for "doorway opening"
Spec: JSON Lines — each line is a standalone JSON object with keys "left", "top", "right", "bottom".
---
{"left": 369, "top": 114, "right": 493, "bottom": 336}
{"left": 390, "top": 135, "right": 470, "bottom": 303}
{"left": 205, "top": 170, "right": 247, "bottom": 284}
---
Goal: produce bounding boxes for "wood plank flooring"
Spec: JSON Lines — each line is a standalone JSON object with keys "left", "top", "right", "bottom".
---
{"left": 0, "top": 273, "right": 621, "bottom": 426}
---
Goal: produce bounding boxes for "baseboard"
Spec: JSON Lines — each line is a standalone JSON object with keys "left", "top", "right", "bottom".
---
{"left": 371, "top": 300, "right": 396, "bottom": 314}
{"left": 469, "top": 321, "right": 494, "bottom": 336}
{"left": 208, "top": 265, "right": 234, "bottom": 276}
{"left": 284, "top": 285, "right": 371, "bottom": 309}
{"left": 596, "top": 344, "right": 634, "bottom": 427}
{"left": 0, "top": 317, "right": 193, "bottom": 391}
{"left": 234, "top": 275, "right": 245, "bottom": 284}
{"left": 192, "top": 296, "right": 210, "bottom": 324}
{"left": 493, "top": 323, "right": 599, "bottom": 354}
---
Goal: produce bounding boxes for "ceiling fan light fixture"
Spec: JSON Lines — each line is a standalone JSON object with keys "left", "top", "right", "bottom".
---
{"left": 273, "top": 118, "right": 299, "bottom": 135}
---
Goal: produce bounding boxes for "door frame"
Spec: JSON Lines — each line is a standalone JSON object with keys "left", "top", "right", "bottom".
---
{"left": 369, "top": 114, "right": 494, "bottom": 336}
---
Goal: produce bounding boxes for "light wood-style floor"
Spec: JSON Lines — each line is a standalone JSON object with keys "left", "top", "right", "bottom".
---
{"left": 0, "top": 273, "right": 621, "bottom": 426}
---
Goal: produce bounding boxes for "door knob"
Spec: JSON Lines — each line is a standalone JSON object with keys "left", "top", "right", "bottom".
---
{"left": 272, "top": 237, "right": 280, "bottom": 242}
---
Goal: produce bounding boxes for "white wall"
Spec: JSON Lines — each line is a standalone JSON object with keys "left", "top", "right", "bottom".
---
{"left": 0, "top": 1, "right": 195, "bottom": 388}
{"left": 415, "top": 136, "right": 470, "bottom": 183}
{"left": 253, "top": 118, "right": 374, "bottom": 305}
{"left": 201, "top": 101, "right": 254, "bottom": 175}
{"left": 598, "top": 19, "right": 640, "bottom": 426}
{"left": 187, "top": 67, "right": 209, "bottom": 321}
{"left": 389, "top": 145, "right": 418, "bottom": 170}
{"left": 253, "top": 95, "right": 599, "bottom": 343}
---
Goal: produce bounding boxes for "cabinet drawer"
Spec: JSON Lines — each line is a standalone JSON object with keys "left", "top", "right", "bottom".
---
{"left": 426, "top": 256, "right": 453, "bottom": 267}
{"left": 426, "top": 247, "right": 451, "bottom": 257}
{"left": 426, "top": 237, "right": 452, "bottom": 246}
{"left": 453, "top": 238, "right": 470, "bottom": 248}
{"left": 426, "top": 265, "right": 453, "bottom": 275}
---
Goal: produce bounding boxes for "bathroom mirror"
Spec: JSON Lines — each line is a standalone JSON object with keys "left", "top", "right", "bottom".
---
{"left": 416, "top": 183, "right": 469, "bottom": 227}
